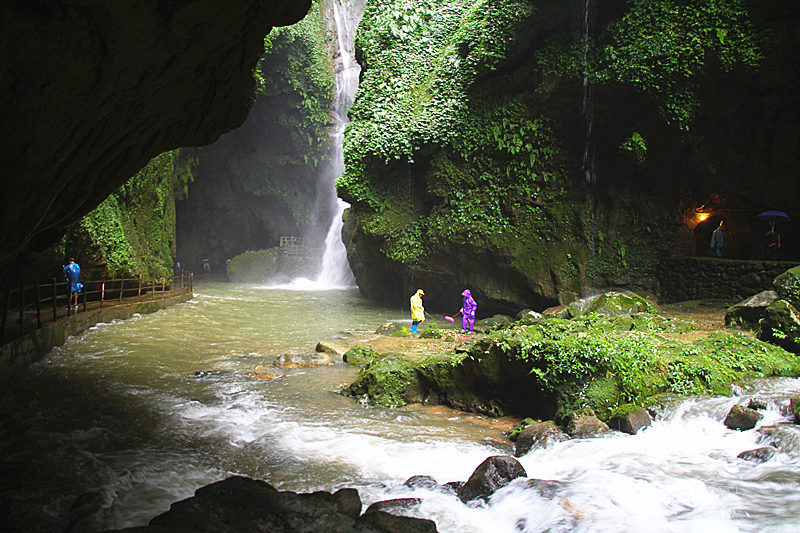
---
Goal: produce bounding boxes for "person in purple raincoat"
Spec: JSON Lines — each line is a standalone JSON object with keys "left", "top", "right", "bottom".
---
{"left": 460, "top": 289, "right": 477, "bottom": 334}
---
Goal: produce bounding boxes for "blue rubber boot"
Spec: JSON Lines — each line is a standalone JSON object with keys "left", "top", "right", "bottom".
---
{"left": 411, "top": 324, "right": 417, "bottom": 334}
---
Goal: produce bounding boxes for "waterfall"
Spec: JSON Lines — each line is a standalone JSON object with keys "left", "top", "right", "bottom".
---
{"left": 313, "top": 0, "right": 364, "bottom": 288}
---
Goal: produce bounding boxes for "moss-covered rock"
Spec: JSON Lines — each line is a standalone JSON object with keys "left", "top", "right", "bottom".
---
{"left": 343, "top": 346, "right": 380, "bottom": 367}
{"left": 725, "top": 290, "right": 779, "bottom": 329}
{"left": 344, "top": 314, "right": 800, "bottom": 422}
{"left": 758, "top": 299, "right": 800, "bottom": 353}
{"left": 226, "top": 249, "right": 282, "bottom": 282}
{"left": 571, "top": 291, "right": 659, "bottom": 318}
{"left": 608, "top": 404, "right": 652, "bottom": 434}
{"left": 773, "top": 267, "right": 800, "bottom": 309}
{"left": 419, "top": 322, "right": 443, "bottom": 339}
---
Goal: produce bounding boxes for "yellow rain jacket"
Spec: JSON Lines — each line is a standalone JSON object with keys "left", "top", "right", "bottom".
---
{"left": 410, "top": 290, "right": 425, "bottom": 321}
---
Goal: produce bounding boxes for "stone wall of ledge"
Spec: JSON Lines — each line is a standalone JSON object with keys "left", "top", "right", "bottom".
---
{"left": 657, "top": 257, "right": 798, "bottom": 303}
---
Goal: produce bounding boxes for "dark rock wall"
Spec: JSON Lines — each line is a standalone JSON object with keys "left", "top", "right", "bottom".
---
{"left": 0, "top": 0, "right": 311, "bottom": 271}
{"left": 657, "top": 258, "right": 797, "bottom": 303}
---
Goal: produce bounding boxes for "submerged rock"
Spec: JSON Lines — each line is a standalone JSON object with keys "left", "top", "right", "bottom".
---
{"left": 458, "top": 455, "right": 527, "bottom": 503}
{"left": 403, "top": 475, "right": 440, "bottom": 491}
{"left": 608, "top": 404, "right": 652, "bottom": 435}
{"left": 315, "top": 341, "right": 348, "bottom": 356}
{"left": 273, "top": 353, "right": 333, "bottom": 368}
{"left": 737, "top": 447, "right": 777, "bottom": 463}
{"left": 724, "top": 405, "right": 763, "bottom": 431}
{"left": 725, "top": 290, "right": 778, "bottom": 329}
{"left": 514, "top": 422, "right": 568, "bottom": 456}
{"left": 791, "top": 397, "right": 800, "bottom": 424}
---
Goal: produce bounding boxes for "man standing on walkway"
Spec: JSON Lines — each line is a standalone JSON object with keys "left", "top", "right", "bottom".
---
{"left": 63, "top": 258, "right": 81, "bottom": 312}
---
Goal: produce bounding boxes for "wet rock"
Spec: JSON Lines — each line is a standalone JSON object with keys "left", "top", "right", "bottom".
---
{"left": 515, "top": 310, "right": 544, "bottom": 325}
{"left": 357, "top": 511, "right": 438, "bottom": 533}
{"left": 343, "top": 346, "right": 380, "bottom": 367}
{"left": 558, "top": 291, "right": 579, "bottom": 306}
{"left": 790, "top": 397, "right": 800, "bottom": 424}
{"left": 757, "top": 424, "right": 800, "bottom": 453}
{"left": 542, "top": 305, "right": 570, "bottom": 318}
{"left": 773, "top": 266, "right": 800, "bottom": 309}
{"left": 458, "top": 455, "right": 527, "bottom": 503}
{"left": 441, "top": 481, "right": 464, "bottom": 495}
{"left": 376, "top": 321, "right": 406, "bottom": 336}
{"left": 724, "top": 405, "right": 764, "bottom": 431}
{"left": 747, "top": 397, "right": 769, "bottom": 411}
{"left": 583, "top": 291, "right": 659, "bottom": 317}
{"left": 333, "top": 488, "right": 362, "bottom": 519}
{"left": 273, "top": 353, "right": 333, "bottom": 368}
{"left": 724, "top": 290, "right": 778, "bottom": 329}
{"left": 365, "top": 498, "right": 422, "bottom": 517}
{"left": 105, "top": 476, "right": 436, "bottom": 533}
{"left": 566, "top": 407, "right": 610, "bottom": 438}
{"left": 65, "top": 490, "right": 106, "bottom": 533}
{"left": 517, "top": 478, "right": 569, "bottom": 499}
{"left": 250, "top": 365, "right": 284, "bottom": 380}
{"left": 315, "top": 341, "right": 348, "bottom": 356}
{"left": 403, "top": 475, "right": 440, "bottom": 491}
{"left": 737, "top": 447, "right": 777, "bottom": 463}
{"left": 514, "top": 422, "right": 568, "bottom": 457}
{"left": 193, "top": 370, "right": 229, "bottom": 379}
{"left": 608, "top": 404, "right": 652, "bottom": 435}
{"left": 757, "top": 299, "right": 800, "bottom": 353}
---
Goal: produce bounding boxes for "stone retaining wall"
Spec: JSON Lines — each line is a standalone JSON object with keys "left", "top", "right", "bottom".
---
{"left": 0, "top": 292, "right": 192, "bottom": 379}
{"left": 657, "top": 258, "right": 797, "bottom": 303}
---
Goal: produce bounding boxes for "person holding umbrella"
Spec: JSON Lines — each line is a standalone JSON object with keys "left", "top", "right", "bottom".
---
{"left": 758, "top": 210, "right": 789, "bottom": 260}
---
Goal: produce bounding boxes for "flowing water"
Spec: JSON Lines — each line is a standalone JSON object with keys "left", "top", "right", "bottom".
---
{"left": 2, "top": 285, "right": 800, "bottom": 532}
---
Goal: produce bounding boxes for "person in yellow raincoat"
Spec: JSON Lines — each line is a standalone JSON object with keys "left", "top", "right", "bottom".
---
{"left": 410, "top": 289, "right": 425, "bottom": 334}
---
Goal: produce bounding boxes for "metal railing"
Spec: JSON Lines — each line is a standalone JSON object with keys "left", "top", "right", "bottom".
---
{"left": 0, "top": 271, "right": 193, "bottom": 345}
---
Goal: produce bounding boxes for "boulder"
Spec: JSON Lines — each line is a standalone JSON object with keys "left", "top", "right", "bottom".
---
{"left": 441, "top": 481, "right": 464, "bottom": 495}
{"left": 419, "top": 323, "right": 443, "bottom": 339}
{"left": 724, "top": 405, "right": 764, "bottom": 431}
{"left": 457, "top": 455, "right": 527, "bottom": 503}
{"left": 403, "top": 475, "right": 440, "bottom": 491}
{"left": 343, "top": 346, "right": 380, "bottom": 367}
{"left": 514, "top": 422, "right": 569, "bottom": 457}
{"left": 357, "top": 511, "right": 438, "bottom": 533}
{"left": 315, "top": 341, "right": 348, "bottom": 356}
{"left": 747, "top": 397, "right": 769, "bottom": 411}
{"left": 515, "top": 310, "right": 544, "bottom": 325}
{"left": 565, "top": 407, "right": 611, "bottom": 438}
{"left": 333, "top": 488, "right": 362, "bottom": 520}
{"left": 724, "top": 290, "right": 779, "bottom": 329}
{"left": 250, "top": 366, "right": 284, "bottom": 380}
{"left": 542, "top": 305, "right": 570, "bottom": 319}
{"left": 475, "top": 314, "right": 514, "bottom": 333}
{"left": 376, "top": 322, "right": 407, "bottom": 336}
{"left": 757, "top": 424, "right": 800, "bottom": 454}
{"left": 608, "top": 404, "right": 652, "bottom": 435}
{"left": 364, "top": 498, "right": 422, "bottom": 517}
{"left": 273, "top": 353, "right": 333, "bottom": 368}
{"left": 583, "top": 291, "right": 659, "bottom": 317}
{"left": 737, "top": 447, "right": 777, "bottom": 463}
{"left": 757, "top": 299, "right": 800, "bottom": 353}
{"left": 773, "top": 266, "right": 800, "bottom": 308}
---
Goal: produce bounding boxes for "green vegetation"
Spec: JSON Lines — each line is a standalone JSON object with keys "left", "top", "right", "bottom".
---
{"left": 345, "top": 313, "right": 800, "bottom": 422}
{"left": 58, "top": 150, "right": 195, "bottom": 279}
{"left": 225, "top": 248, "right": 282, "bottom": 282}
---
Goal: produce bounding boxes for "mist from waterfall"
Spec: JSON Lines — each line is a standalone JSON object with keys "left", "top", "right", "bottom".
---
{"left": 311, "top": 0, "right": 364, "bottom": 288}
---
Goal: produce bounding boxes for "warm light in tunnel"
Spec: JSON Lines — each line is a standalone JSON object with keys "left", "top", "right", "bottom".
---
{"left": 697, "top": 213, "right": 709, "bottom": 222}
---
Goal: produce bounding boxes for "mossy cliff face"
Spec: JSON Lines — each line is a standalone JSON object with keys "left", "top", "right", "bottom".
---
{"left": 176, "top": 3, "right": 334, "bottom": 272}
{"left": 56, "top": 150, "right": 196, "bottom": 280}
{"left": 0, "top": 0, "right": 311, "bottom": 271}
{"left": 339, "top": 0, "right": 800, "bottom": 313}
{"left": 345, "top": 313, "right": 800, "bottom": 422}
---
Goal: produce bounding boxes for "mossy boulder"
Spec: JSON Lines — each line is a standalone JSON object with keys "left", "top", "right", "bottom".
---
{"left": 376, "top": 322, "right": 406, "bottom": 336}
{"left": 419, "top": 322, "right": 443, "bottom": 339}
{"left": 475, "top": 315, "right": 514, "bottom": 333}
{"left": 757, "top": 299, "right": 800, "bottom": 353}
{"left": 226, "top": 249, "right": 281, "bottom": 282}
{"left": 773, "top": 266, "right": 800, "bottom": 309}
{"left": 580, "top": 291, "right": 659, "bottom": 317}
{"left": 724, "top": 405, "right": 763, "bottom": 431}
{"left": 725, "top": 290, "right": 779, "bottom": 329}
{"left": 608, "top": 404, "right": 652, "bottom": 434}
{"left": 343, "top": 346, "right": 380, "bottom": 367}
{"left": 514, "top": 422, "right": 568, "bottom": 456}
{"left": 391, "top": 326, "right": 411, "bottom": 337}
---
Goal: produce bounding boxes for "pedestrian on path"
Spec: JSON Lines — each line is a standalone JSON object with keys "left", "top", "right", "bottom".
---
{"left": 62, "top": 258, "right": 82, "bottom": 312}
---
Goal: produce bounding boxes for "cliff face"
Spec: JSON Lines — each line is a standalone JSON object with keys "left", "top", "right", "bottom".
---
{"left": 339, "top": 0, "right": 800, "bottom": 314}
{"left": 0, "top": 0, "right": 311, "bottom": 271}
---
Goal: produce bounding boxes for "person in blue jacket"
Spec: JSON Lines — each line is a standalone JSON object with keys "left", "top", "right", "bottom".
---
{"left": 63, "top": 258, "right": 82, "bottom": 311}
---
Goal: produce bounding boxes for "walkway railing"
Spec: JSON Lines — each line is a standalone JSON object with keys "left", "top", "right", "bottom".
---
{"left": 0, "top": 271, "right": 193, "bottom": 345}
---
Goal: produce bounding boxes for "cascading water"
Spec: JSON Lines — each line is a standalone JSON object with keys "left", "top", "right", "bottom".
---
{"left": 312, "top": 0, "right": 364, "bottom": 288}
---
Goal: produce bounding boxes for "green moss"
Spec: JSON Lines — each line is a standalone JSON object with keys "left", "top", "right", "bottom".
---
{"left": 609, "top": 403, "right": 643, "bottom": 419}
{"left": 419, "top": 322, "right": 444, "bottom": 339}
{"left": 225, "top": 248, "right": 281, "bottom": 282}
{"left": 391, "top": 326, "right": 411, "bottom": 337}
{"left": 343, "top": 346, "right": 381, "bottom": 367}
{"left": 773, "top": 267, "right": 800, "bottom": 309}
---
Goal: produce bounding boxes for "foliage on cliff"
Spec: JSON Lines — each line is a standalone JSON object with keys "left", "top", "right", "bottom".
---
{"left": 58, "top": 150, "right": 195, "bottom": 279}
{"left": 176, "top": 2, "right": 334, "bottom": 272}
{"left": 345, "top": 313, "right": 800, "bottom": 421}
{"left": 339, "top": 0, "right": 774, "bottom": 310}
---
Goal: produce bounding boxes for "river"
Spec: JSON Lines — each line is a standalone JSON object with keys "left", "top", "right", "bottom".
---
{"left": 1, "top": 283, "right": 800, "bottom": 532}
